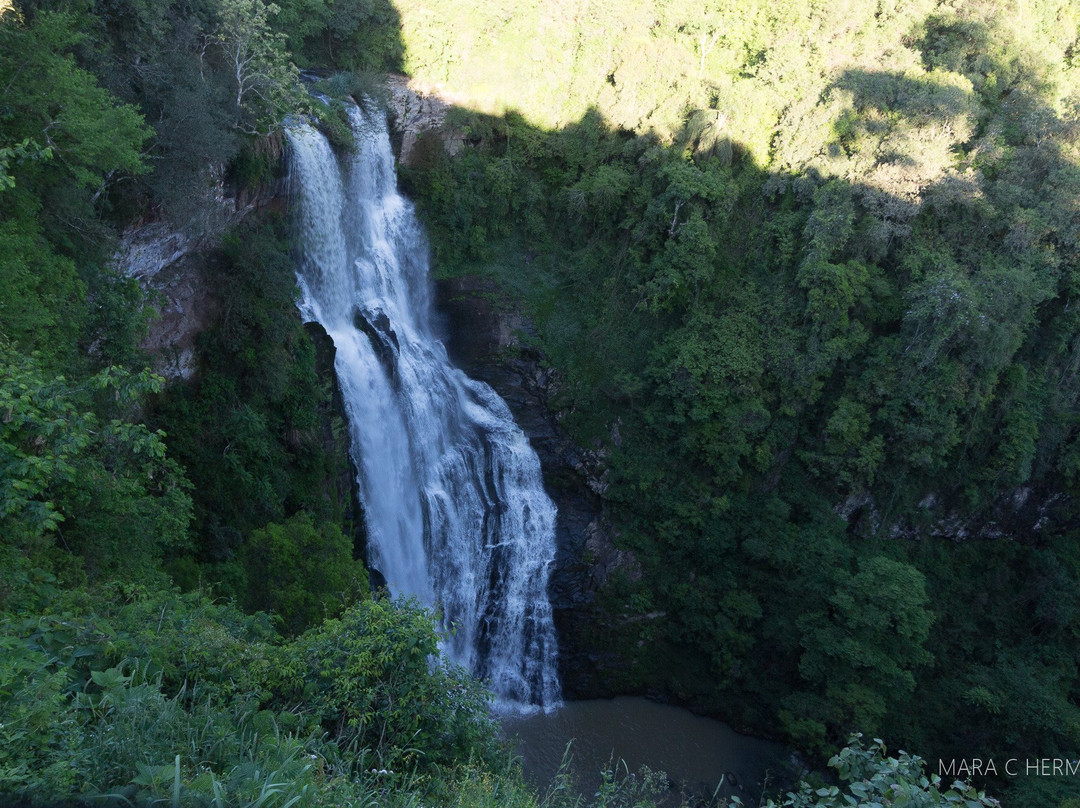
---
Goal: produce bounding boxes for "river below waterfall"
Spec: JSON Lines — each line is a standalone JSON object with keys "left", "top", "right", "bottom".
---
{"left": 501, "top": 697, "right": 790, "bottom": 806}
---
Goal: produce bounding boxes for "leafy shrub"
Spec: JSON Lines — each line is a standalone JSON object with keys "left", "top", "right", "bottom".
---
{"left": 741, "top": 735, "right": 998, "bottom": 807}
{"left": 240, "top": 513, "right": 368, "bottom": 634}
{"left": 283, "top": 597, "right": 500, "bottom": 770}
{"left": 0, "top": 345, "right": 192, "bottom": 583}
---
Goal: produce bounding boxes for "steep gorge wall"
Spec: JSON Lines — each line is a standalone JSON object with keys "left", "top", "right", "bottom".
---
{"left": 433, "top": 275, "right": 637, "bottom": 697}
{"left": 115, "top": 82, "right": 1076, "bottom": 707}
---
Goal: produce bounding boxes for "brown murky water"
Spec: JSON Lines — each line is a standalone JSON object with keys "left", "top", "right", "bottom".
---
{"left": 500, "top": 697, "right": 790, "bottom": 805}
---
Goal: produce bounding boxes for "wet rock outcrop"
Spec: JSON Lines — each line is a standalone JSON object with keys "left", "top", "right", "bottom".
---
{"left": 838, "top": 485, "right": 1075, "bottom": 543}
{"left": 305, "top": 321, "right": 371, "bottom": 564}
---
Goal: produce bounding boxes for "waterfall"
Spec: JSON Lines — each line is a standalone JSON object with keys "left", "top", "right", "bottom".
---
{"left": 286, "top": 100, "right": 561, "bottom": 711}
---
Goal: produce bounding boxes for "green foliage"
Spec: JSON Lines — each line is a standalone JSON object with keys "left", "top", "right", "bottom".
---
{"left": 0, "top": 138, "right": 50, "bottom": 193}
{"left": 538, "top": 757, "right": 674, "bottom": 808}
{"left": 0, "top": 637, "right": 83, "bottom": 796}
{"left": 0, "top": 345, "right": 191, "bottom": 583}
{"left": 0, "top": 8, "right": 149, "bottom": 196}
{"left": 0, "top": 584, "right": 536, "bottom": 808}
{"left": 0, "top": 5, "right": 169, "bottom": 587}
{"left": 274, "top": 0, "right": 404, "bottom": 71}
{"left": 215, "top": 0, "right": 305, "bottom": 135}
{"left": 0, "top": 6, "right": 152, "bottom": 367}
{"left": 10, "top": 0, "right": 306, "bottom": 225}
{"left": 0, "top": 594, "right": 1002, "bottom": 808}
{"left": 785, "top": 556, "right": 933, "bottom": 752}
{"left": 744, "top": 735, "right": 998, "bottom": 808}
{"left": 241, "top": 513, "right": 368, "bottom": 634}
{"left": 312, "top": 96, "right": 357, "bottom": 151}
{"left": 284, "top": 597, "right": 499, "bottom": 771}
{"left": 0, "top": 214, "right": 84, "bottom": 367}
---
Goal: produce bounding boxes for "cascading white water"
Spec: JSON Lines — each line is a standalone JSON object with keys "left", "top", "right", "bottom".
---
{"left": 286, "top": 100, "right": 561, "bottom": 711}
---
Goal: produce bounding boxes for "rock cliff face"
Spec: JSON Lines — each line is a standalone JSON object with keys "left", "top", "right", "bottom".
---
{"left": 838, "top": 485, "right": 1074, "bottom": 543}
{"left": 119, "top": 235, "right": 217, "bottom": 381}
{"left": 384, "top": 75, "right": 468, "bottom": 165}
{"left": 433, "top": 276, "right": 635, "bottom": 698}
{"left": 113, "top": 172, "right": 286, "bottom": 380}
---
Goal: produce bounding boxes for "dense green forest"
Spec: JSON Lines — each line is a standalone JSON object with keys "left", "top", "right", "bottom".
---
{"left": 0, "top": 0, "right": 522, "bottom": 804}
{"left": 393, "top": 0, "right": 1080, "bottom": 803}
{"left": 0, "top": 0, "right": 1074, "bottom": 804}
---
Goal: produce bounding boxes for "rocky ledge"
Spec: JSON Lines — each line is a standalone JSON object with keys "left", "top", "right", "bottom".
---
{"left": 113, "top": 171, "right": 286, "bottom": 381}
{"left": 384, "top": 75, "right": 469, "bottom": 165}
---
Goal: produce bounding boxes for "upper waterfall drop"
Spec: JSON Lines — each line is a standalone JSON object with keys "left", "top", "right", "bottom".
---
{"left": 286, "top": 99, "right": 561, "bottom": 711}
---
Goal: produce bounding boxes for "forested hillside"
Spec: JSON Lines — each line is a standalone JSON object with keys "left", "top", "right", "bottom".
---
{"left": 0, "top": 1, "right": 528, "bottom": 805}
{"left": 0, "top": 0, "right": 1074, "bottom": 804}
{"left": 386, "top": 0, "right": 1080, "bottom": 803}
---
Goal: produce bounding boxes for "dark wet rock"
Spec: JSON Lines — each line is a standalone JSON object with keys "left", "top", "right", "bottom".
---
{"left": 433, "top": 274, "right": 635, "bottom": 697}
{"left": 305, "top": 321, "right": 367, "bottom": 559}
{"left": 836, "top": 484, "right": 1075, "bottom": 542}
{"left": 353, "top": 307, "right": 401, "bottom": 384}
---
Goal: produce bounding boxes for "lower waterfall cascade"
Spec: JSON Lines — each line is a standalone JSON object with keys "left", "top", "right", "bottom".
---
{"left": 285, "top": 99, "right": 561, "bottom": 711}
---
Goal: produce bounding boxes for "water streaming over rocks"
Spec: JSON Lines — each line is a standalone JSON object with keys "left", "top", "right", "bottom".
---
{"left": 286, "top": 100, "right": 561, "bottom": 711}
